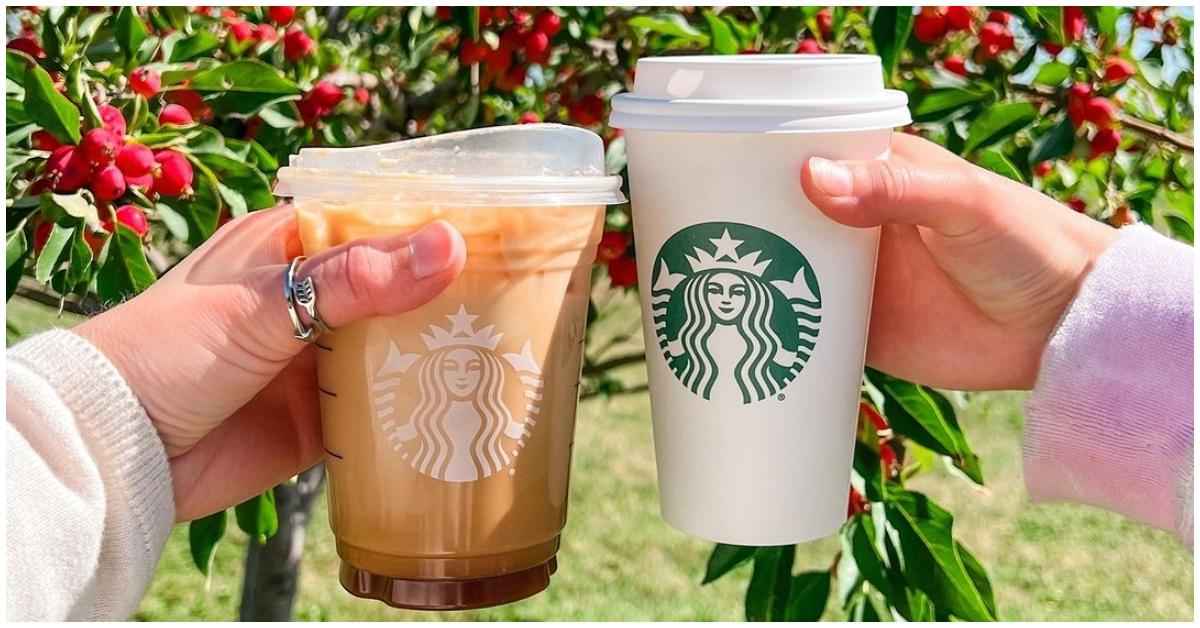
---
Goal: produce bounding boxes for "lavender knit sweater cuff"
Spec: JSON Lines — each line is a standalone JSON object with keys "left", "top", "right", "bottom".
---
{"left": 1023, "top": 225, "right": 1193, "bottom": 544}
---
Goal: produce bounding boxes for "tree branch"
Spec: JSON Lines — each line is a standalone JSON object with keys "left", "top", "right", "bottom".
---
{"left": 1007, "top": 82, "right": 1193, "bottom": 152}
{"left": 13, "top": 276, "right": 104, "bottom": 317}
{"left": 580, "top": 382, "right": 649, "bottom": 400}
{"left": 582, "top": 352, "right": 646, "bottom": 377}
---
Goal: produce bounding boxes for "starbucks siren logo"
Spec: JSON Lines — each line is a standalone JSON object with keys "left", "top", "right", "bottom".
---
{"left": 369, "top": 305, "right": 543, "bottom": 482}
{"left": 651, "top": 222, "right": 822, "bottom": 403}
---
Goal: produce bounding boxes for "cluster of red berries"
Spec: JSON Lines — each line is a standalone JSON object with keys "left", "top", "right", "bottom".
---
{"left": 28, "top": 102, "right": 195, "bottom": 249}
{"left": 913, "top": 6, "right": 975, "bottom": 45}
{"left": 297, "top": 79, "right": 347, "bottom": 126}
{"left": 847, "top": 401, "right": 899, "bottom": 518}
{"left": 456, "top": 8, "right": 562, "bottom": 93}
{"left": 596, "top": 231, "right": 636, "bottom": 288}
{"left": 1066, "top": 83, "right": 1122, "bottom": 159}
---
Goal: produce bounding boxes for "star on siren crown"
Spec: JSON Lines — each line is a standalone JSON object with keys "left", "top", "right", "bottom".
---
{"left": 686, "top": 228, "right": 772, "bottom": 277}
{"left": 421, "top": 305, "right": 503, "bottom": 351}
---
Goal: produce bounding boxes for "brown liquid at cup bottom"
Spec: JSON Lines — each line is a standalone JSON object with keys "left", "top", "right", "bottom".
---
{"left": 296, "top": 200, "right": 603, "bottom": 610}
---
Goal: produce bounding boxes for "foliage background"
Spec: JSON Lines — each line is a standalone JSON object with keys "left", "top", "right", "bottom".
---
{"left": 5, "top": 5, "right": 1194, "bottom": 622}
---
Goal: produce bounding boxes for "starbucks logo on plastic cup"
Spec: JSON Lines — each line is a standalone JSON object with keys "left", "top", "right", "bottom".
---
{"left": 369, "top": 305, "right": 543, "bottom": 482}
{"left": 650, "top": 222, "right": 822, "bottom": 404}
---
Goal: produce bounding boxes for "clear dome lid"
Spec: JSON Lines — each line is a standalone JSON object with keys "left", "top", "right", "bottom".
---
{"left": 275, "top": 124, "right": 625, "bottom": 206}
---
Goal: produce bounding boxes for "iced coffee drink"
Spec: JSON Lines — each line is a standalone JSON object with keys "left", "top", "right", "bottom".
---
{"left": 275, "top": 125, "right": 624, "bottom": 609}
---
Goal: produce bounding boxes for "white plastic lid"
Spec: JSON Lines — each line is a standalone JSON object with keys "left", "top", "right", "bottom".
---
{"left": 275, "top": 124, "right": 625, "bottom": 206}
{"left": 610, "top": 55, "right": 911, "bottom": 133}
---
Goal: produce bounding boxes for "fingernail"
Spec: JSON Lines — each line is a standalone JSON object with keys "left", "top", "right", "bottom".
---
{"left": 408, "top": 221, "right": 459, "bottom": 279}
{"left": 808, "top": 157, "right": 855, "bottom": 197}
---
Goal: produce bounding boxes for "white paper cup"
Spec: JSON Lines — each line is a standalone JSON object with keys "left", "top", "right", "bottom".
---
{"left": 610, "top": 55, "right": 911, "bottom": 545}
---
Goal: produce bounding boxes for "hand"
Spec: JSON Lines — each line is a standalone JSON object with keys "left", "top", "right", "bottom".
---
{"left": 800, "top": 133, "right": 1118, "bottom": 391}
{"left": 76, "top": 205, "right": 466, "bottom": 521}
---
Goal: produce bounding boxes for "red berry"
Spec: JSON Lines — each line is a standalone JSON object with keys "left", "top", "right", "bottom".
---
{"left": 913, "top": 8, "right": 949, "bottom": 44}
{"left": 106, "top": 204, "right": 150, "bottom": 238}
{"left": 943, "top": 55, "right": 969, "bottom": 77}
{"left": 880, "top": 443, "right": 897, "bottom": 471}
{"left": 436, "top": 6, "right": 452, "bottom": 22}
{"left": 1134, "top": 9, "right": 1157, "bottom": 30}
{"left": 794, "top": 38, "right": 824, "bottom": 54}
{"left": 229, "top": 19, "right": 254, "bottom": 43}
{"left": 485, "top": 46, "right": 512, "bottom": 73}
{"left": 1109, "top": 205, "right": 1135, "bottom": 227}
{"left": 459, "top": 39, "right": 487, "bottom": 65}
{"left": 985, "top": 10, "right": 1010, "bottom": 25}
{"left": 944, "top": 6, "right": 974, "bottom": 31}
{"left": 497, "top": 65, "right": 527, "bottom": 91}
{"left": 524, "top": 30, "right": 550, "bottom": 64}
{"left": 90, "top": 164, "right": 127, "bottom": 202}
{"left": 98, "top": 104, "right": 126, "bottom": 137}
{"left": 33, "top": 221, "right": 53, "bottom": 253}
{"left": 1064, "top": 7, "right": 1086, "bottom": 42}
{"left": 518, "top": 111, "right": 541, "bottom": 124}
{"left": 53, "top": 148, "right": 94, "bottom": 193}
{"left": 847, "top": 487, "right": 869, "bottom": 518}
{"left": 310, "top": 80, "right": 344, "bottom": 109}
{"left": 83, "top": 229, "right": 108, "bottom": 256}
{"left": 1089, "top": 128, "right": 1121, "bottom": 159}
{"left": 1162, "top": 21, "right": 1179, "bottom": 46}
{"left": 1033, "top": 161, "right": 1053, "bottom": 177}
{"left": 152, "top": 150, "right": 193, "bottom": 197}
{"left": 534, "top": 10, "right": 561, "bottom": 37}
{"left": 128, "top": 67, "right": 161, "bottom": 99}
{"left": 125, "top": 171, "right": 154, "bottom": 190}
{"left": 568, "top": 94, "right": 605, "bottom": 126}
{"left": 79, "top": 128, "right": 122, "bottom": 166}
{"left": 283, "top": 28, "right": 315, "bottom": 62}
{"left": 597, "top": 231, "right": 630, "bottom": 262}
{"left": 158, "top": 103, "right": 195, "bottom": 126}
{"left": 1103, "top": 58, "right": 1135, "bottom": 84}
{"left": 268, "top": 6, "right": 295, "bottom": 25}
{"left": 499, "top": 25, "right": 528, "bottom": 52}
{"left": 815, "top": 8, "right": 833, "bottom": 40}
{"left": 354, "top": 87, "right": 369, "bottom": 104}
{"left": 978, "top": 22, "right": 1015, "bottom": 58}
{"left": 6, "top": 36, "right": 43, "bottom": 58}
{"left": 1041, "top": 40, "right": 1063, "bottom": 56}
{"left": 45, "top": 146, "right": 74, "bottom": 177}
{"left": 256, "top": 23, "right": 278, "bottom": 42}
{"left": 606, "top": 255, "right": 637, "bottom": 288}
{"left": 167, "top": 89, "right": 211, "bottom": 122}
{"left": 31, "top": 130, "right": 61, "bottom": 151}
{"left": 1068, "top": 197, "right": 1087, "bottom": 213}
{"left": 1083, "top": 96, "right": 1117, "bottom": 128}
{"left": 1067, "top": 83, "right": 1093, "bottom": 107}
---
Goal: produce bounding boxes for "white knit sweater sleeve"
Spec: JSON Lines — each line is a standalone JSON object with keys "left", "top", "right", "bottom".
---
{"left": 6, "top": 329, "right": 175, "bottom": 621}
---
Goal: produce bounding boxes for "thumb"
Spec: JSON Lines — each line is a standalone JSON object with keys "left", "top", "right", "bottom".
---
{"left": 252, "top": 219, "right": 466, "bottom": 353}
{"left": 800, "top": 155, "right": 989, "bottom": 236}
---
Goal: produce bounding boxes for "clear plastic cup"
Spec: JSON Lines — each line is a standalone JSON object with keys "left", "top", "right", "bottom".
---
{"left": 275, "top": 125, "right": 624, "bottom": 609}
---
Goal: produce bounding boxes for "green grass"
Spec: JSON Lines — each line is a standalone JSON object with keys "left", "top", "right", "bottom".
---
{"left": 5, "top": 296, "right": 1192, "bottom": 621}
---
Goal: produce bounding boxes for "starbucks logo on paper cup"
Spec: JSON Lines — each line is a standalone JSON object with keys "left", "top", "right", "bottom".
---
{"left": 651, "top": 222, "right": 822, "bottom": 404}
{"left": 369, "top": 305, "right": 543, "bottom": 482}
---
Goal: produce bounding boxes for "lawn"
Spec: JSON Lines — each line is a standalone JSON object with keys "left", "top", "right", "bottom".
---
{"left": 6, "top": 295, "right": 1193, "bottom": 621}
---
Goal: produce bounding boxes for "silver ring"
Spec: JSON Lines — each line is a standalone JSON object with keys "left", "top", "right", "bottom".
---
{"left": 284, "top": 256, "right": 331, "bottom": 342}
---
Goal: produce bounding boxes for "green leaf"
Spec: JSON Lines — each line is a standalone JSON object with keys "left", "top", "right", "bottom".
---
{"left": 703, "top": 543, "right": 755, "bottom": 584}
{"left": 1010, "top": 43, "right": 1038, "bottom": 75}
{"left": 976, "top": 149, "right": 1024, "bottom": 182}
{"left": 48, "top": 192, "right": 97, "bottom": 220}
{"left": 34, "top": 222, "right": 74, "bottom": 284}
{"left": 188, "top": 510, "right": 227, "bottom": 575}
{"left": 194, "top": 153, "right": 274, "bottom": 211}
{"left": 870, "top": 7, "right": 913, "bottom": 81}
{"left": 885, "top": 489, "right": 996, "bottom": 621}
{"left": 23, "top": 63, "right": 82, "bottom": 145}
{"left": 115, "top": 6, "right": 149, "bottom": 62}
{"left": 1028, "top": 115, "right": 1075, "bottom": 164}
{"left": 911, "top": 88, "right": 987, "bottom": 123}
{"left": 842, "top": 514, "right": 891, "bottom": 598}
{"left": 962, "top": 101, "right": 1037, "bottom": 155}
{"left": 869, "top": 369, "right": 983, "bottom": 485}
{"left": 745, "top": 546, "right": 794, "bottom": 621}
{"left": 703, "top": 10, "right": 738, "bottom": 55}
{"left": 783, "top": 571, "right": 830, "bottom": 621}
{"left": 167, "top": 29, "right": 220, "bottom": 63}
{"left": 628, "top": 14, "right": 710, "bottom": 46}
{"left": 187, "top": 59, "right": 301, "bottom": 95}
{"left": 7, "top": 50, "right": 33, "bottom": 89}
{"left": 6, "top": 229, "right": 29, "bottom": 301}
{"left": 1034, "top": 61, "right": 1071, "bottom": 86}
{"left": 847, "top": 593, "right": 883, "bottom": 621}
{"left": 234, "top": 490, "right": 279, "bottom": 545}
{"left": 96, "top": 224, "right": 155, "bottom": 301}
{"left": 958, "top": 541, "right": 997, "bottom": 619}
{"left": 1040, "top": 7, "right": 1065, "bottom": 45}
{"left": 156, "top": 167, "right": 221, "bottom": 247}
{"left": 64, "top": 228, "right": 92, "bottom": 289}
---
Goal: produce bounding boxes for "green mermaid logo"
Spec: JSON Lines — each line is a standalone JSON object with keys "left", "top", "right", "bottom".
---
{"left": 651, "top": 222, "right": 821, "bottom": 403}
